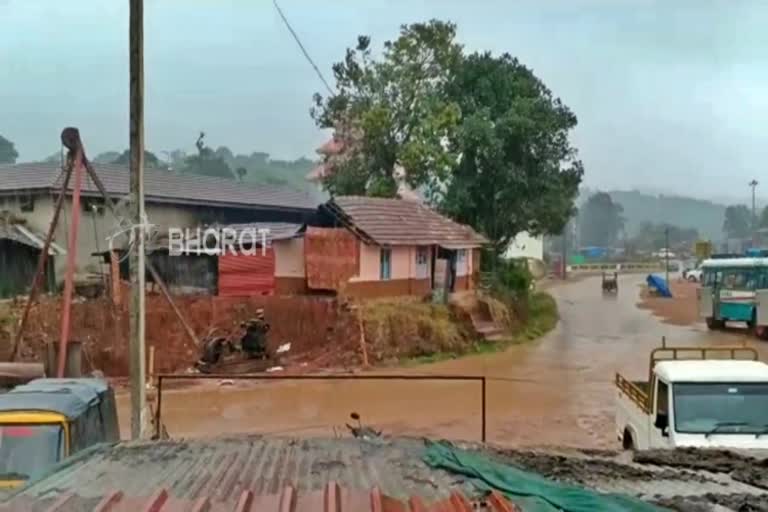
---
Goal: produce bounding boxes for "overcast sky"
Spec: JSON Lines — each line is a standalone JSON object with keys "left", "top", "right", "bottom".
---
{"left": 2, "top": 0, "right": 767, "bottom": 199}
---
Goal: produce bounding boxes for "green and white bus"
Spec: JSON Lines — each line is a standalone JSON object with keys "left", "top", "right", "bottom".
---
{"left": 698, "top": 257, "right": 768, "bottom": 338}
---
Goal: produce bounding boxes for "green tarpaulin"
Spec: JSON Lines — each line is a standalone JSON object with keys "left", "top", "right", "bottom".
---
{"left": 423, "top": 441, "right": 667, "bottom": 512}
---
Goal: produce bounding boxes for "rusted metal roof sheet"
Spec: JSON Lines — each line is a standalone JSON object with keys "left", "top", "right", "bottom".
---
{"left": 325, "top": 197, "right": 486, "bottom": 247}
{"left": 0, "top": 162, "right": 318, "bottom": 212}
{"left": 1, "top": 482, "right": 520, "bottom": 511}
{"left": 218, "top": 249, "right": 276, "bottom": 296}
{"left": 5, "top": 438, "right": 500, "bottom": 511}
{"left": 304, "top": 227, "right": 359, "bottom": 291}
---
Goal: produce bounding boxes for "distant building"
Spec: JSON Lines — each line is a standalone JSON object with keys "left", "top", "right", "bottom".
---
{"left": 315, "top": 196, "right": 486, "bottom": 298}
{"left": 504, "top": 232, "right": 544, "bottom": 262}
{"left": 307, "top": 136, "right": 421, "bottom": 201}
{"left": 0, "top": 162, "right": 318, "bottom": 282}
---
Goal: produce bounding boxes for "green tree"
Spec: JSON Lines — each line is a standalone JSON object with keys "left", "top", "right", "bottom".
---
{"left": 112, "top": 149, "right": 167, "bottom": 169}
{"left": 0, "top": 135, "right": 19, "bottom": 164}
{"left": 759, "top": 206, "right": 768, "bottom": 228}
{"left": 93, "top": 151, "right": 121, "bottom": 164}
{"left": 311, "top": 20, "right": 462, "bottom": 197}
{"left": 633, "top": 222, "right": 699, "bottom": 251}
{"left": 440, "top": 52, "right": 583, "bottom": 253}
{"left": 723, "top": 204, "right": 751, "bottom": 239}
{"left": 579, "top": 192, "right": 624, "bottom": 247}
{"left": 43, "top": 151, "right": 63, "bottom": 163}
{"left": 182, "top": 132, "right": 234, "bottom": 179}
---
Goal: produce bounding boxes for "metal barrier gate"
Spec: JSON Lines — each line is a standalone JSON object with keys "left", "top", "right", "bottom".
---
{"left": 155, "top": 373, "right": 487, "bottom": 442}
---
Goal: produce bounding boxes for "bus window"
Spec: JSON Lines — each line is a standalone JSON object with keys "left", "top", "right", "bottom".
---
{"left": 722, "top": 269, "right": 754, "bottom": 290}
{"left": 758, "top": 270, "right": 768, "bottom": 290}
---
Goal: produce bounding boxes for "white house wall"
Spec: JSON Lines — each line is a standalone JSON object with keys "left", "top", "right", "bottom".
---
{"left": 504, "top": 231, "right": 544, "bottom": 261}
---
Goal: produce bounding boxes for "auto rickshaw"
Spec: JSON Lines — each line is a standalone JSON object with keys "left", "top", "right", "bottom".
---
{"left": 0, "top": 378, "right": 119, "bottom": 488}
{"left": 602, "top": 271, "right": 618, "bottom": 294}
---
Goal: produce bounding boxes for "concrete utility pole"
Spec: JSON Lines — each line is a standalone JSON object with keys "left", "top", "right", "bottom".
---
{"left": 750, "top": 179, "right": 759, "bottom": 248}
{"left": 129, "top": 0, "right": 147, "bottom": 440}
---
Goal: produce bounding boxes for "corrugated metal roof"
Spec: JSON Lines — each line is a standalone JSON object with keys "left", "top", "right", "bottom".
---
{"left": 0, "top": 222, "right": 64, "bottom": 255}
{"left": 0, "top": 162, "right": 318, "bottom": 212}
{"left": 209, "top": 222, "right": 305, "bottom": 243}
{"left": 1, "top": 482, "right": 519, "bottom": 511}
{"left": 5, "top": 437, "right": 503, "bottom": 511}
{"left": 326, "top": 197, "right": 487, "bottom": 247}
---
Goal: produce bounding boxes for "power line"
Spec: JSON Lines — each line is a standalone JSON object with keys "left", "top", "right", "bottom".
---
{"left": 272, "top": 0, "right": 334, "bottom": 96}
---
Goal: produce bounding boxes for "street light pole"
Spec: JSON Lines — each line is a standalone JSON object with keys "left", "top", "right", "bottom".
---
{"left": 750, "top": 179, "right": 759, "bottom": 249}
{"left": 665, "top": 226, "right": 670, "bottom": 286}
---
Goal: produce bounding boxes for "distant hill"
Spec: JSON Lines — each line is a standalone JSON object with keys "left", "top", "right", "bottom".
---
{"left": 579, "top": 188, "right": 730, "bottom": 242}
{"left": 610, "top": 190, "right": 726, "bottom": 242}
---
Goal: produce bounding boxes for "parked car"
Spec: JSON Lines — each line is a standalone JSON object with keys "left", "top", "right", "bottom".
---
{"left": 652, "top": 249, "right": 677, "bottom": 259}
{"left": 685, "top": 268, "right": 703, "bottom": 282}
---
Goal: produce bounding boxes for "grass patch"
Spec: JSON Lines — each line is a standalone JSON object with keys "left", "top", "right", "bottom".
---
{"left": 362, "top": 300, "right": 474, "bottom": 364}
{"left": 518, "top": 292, "right": 558, "bottom": 341}
{"left": 385, "top": 291, "right": 559, "bottom": 366}
{"left": 0, "top": 301, "right": 17, "bottom": 359}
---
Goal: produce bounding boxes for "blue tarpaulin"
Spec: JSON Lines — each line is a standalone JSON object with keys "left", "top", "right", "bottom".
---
{"left": 423, "top": 441, "right": 667, "bottom": 512}
{"left": 646, "top": 274, "right": 672, "bottom": 298}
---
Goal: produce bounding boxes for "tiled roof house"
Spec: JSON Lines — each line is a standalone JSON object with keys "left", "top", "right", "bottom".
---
{"left": 315, "top": 196, "right": 486, "bottom": 298}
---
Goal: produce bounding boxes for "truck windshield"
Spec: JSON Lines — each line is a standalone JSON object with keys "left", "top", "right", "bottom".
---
{"left": 674, "top": 383, "right": 768, "bottom": 434}
{"left": 0, "top": 424, "right": 64, "bottom": 481}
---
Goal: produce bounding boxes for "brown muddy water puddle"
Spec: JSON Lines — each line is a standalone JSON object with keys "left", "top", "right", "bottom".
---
{"left": 118, "top": 275, "right": 763, "bottom": 448}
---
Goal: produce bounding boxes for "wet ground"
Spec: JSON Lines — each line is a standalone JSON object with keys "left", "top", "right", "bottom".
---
{"left": 118, "top": 274, "right": 768, "bottom": 448}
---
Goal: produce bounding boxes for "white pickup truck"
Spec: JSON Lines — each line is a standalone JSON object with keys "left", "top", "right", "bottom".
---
{"left": 616, "top": 344, "right": 768, "bottom": 450}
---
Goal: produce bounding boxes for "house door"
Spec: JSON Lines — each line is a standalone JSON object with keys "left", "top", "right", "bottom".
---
{"left": 436, "top": 247, "right": 457, "bottom": 293}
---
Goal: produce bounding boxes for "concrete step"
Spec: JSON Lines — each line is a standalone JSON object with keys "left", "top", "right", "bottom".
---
{"left": 472, "top": 320, "right": 506, "bottom": 340}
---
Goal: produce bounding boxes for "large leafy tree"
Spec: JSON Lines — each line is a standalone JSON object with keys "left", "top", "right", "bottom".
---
{"left": 0, "top": 135, "right": 19, "bottom": 164}
{"left": 312, "top": 20, "right": 583, "bottom": 253}
{"left": 723, "top": 204, "right": 752, "bottom": 239}
{"left": 440, "top": 52, "right": 583, "bottom": 253}
{"left": 112, "top": 149, "right": 167, "bottom": 169}
{"left": 579, "top": 192, "right": 624, "bottom": 247}
{"left": 633, "top": 222, "right": 699, "bottom": 250}
{"left": 93, "top": 151, "right": 122, "bottom": 164}
{"left": 759, "top": 205, "right": 768, "bottom": 228}
{"left": 311, "top": 20, "right": 462, "bottom": 197}
{"left": 181, "top": 132, "right": 234, "bottom": 179}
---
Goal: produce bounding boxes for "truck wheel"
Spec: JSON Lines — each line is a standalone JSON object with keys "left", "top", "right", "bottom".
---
{"left": 687, "top": 275, "right": 697, "bottom": 282}
{"left": 622, "top": 429, "right": 636, "bottom": 451}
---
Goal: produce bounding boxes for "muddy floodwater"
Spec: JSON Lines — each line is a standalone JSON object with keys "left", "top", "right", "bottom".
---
{"left": 118, "top": 275, "right": 766, "bottom": 448}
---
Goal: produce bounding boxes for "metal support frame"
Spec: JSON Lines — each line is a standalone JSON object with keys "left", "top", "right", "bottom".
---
{"left": 155, "top": 373, "right": 488, "bottom": 443}
{"left": 9, "top": 153, "right": 75, "bottom": 362}
{"left": 56, "top": 140, "right": 85, "bottom": 377}
{"left": 9, "top": 129, "right": 200, "bottom": 366}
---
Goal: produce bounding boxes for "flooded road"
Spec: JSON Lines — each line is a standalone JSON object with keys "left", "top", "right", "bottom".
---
{"left": 119, "top": 275, "right": 762, "bottom": 448}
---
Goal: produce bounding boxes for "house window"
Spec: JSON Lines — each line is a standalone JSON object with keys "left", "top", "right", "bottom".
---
{"left": 416, "top": 247, "right": 428, "bottom": 265}
{"left": 82, "top": 198, "right": 105, "bottom": 215}
{"left": 19, "top": 193, "right": 34, "bottom": 212}
{"left": 457, "top": 249, "right": 466, "bottom": 262}
{"left": 380, "top": 248, "right": 392, "bottom": 280}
